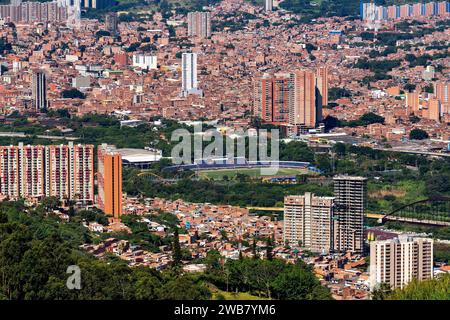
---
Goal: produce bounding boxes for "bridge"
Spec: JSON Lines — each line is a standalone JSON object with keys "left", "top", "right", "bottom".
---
{"left": 380, "top": 196, "right": 450, "bottom": 227}
{"left": 247, "top": 199, "right": 450, "bottom": 227}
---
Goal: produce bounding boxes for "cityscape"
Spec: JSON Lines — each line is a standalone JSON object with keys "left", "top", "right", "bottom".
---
{"left": 0, "top": 0, "right": 449, "bottom": 305}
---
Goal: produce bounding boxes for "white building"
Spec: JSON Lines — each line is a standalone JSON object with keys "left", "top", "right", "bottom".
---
{"left": 181, "top": 52, "right": 203, "bottom": 97}
{"left": 265, "top": 0, "right": 273, "bottom": 12}
{"left": 132, "top": 54, "right": 157, "bottom": 70}
{"left": 370, "top": 236, "right": 434, "bottom": 291}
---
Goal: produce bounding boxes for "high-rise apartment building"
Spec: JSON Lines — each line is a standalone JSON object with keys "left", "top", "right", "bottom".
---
{"left": 82, "top": 0, "right": 115, "bottom": 10}
{"left": 254, "top": 68, "right": 325, "bottom": 131}
{"left": 291, "top": 69, "right": 320, "bottom": 129}
{"left": 427, "top": 98, "right": 441, "bottom": 122}
{"left": 0, "top": 143, "right": 94, "bottom": 202}
{"left": 97, "top": 144, "right": 122, "bottom": 219}
{"left": 32, "top": 70, "right": 47, "bottom": 111}
{"left": 0, "top": 1, "right": 68, "bottom": 24}
{"left": 370, "top": 236, "right": 433, "bottom": 291}
{"left": 253, "top": 73, "right": 292, "bottom": 123}
{"left": 316, "top": 67, "right": 329, "bottom": 107}
{"left": 333, "top": 175, "right": 367, "bottom": 254}
{"left": 181, "top": 52, "right": 203, "bottom": 97}
{"left": 187, "top": 11, "right": 211, "bottom": 39}
{"left": 284, "top": 193, "right": 335, "bottom": 254}
{"left": 105, "top": 12, "right": 118, "bottom": 34}
{"left": 435, "top": 81, "right": 449, "bottom": 114}
{"left": 406, "top": 91, "right": 420, "bottom": 115}
{"left": 265, "top": 0, "right": 273, "bottom": 12}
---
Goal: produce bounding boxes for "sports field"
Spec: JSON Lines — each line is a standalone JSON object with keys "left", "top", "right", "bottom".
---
{"left": 198, "top": 167, "right": 311, "bottom": 180}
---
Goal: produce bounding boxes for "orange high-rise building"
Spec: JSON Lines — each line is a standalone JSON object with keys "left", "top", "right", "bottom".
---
{"left": 291, "top": 69, "right": 318, "bottom": 128}
{"left": 254, "top": 73, "right": 291, "bottom": 123}
{"left": 316, "top": 67, "right": 329, "bottom": 107}
{"left": 428, "top": 98, "right": 441, "bottom": 122}
{"left": 435, "top": 81, "right": 449, "bottom": 114}
{"left": 406, "top": 91, "right": 420, "bottom": 115}
{"left": 97, "top": 144, "right": 123, "bottom": 220}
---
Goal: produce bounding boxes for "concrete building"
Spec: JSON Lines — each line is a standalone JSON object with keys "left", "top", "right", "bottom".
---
{"left": 370, "top": 236, "right": 433, "bottom": 290}
{"left": 97, "top": 144, "right": 123, "bottom": 220}
{"left": 105, "top": 12, "right": 118, "bottom": 34}
{"left": 187, "top": 11, "right": 211, "bottom": 39}
{"left": 406, "top": 91, "right": 420, "bottom": 115}
{"left": 32, "top": 70, "right": 47, "bottom": 111}
{"left": 435, "top": 81, "right": 449, "bottom": 114}
{"left": 284, "top": 193, "right": 335, "bottom": 254}
{"left": 265, "top": 0, "right": 273, "bottom": 12}
{"left": 291, "top": 69, "right": 320, "bottom": 129}
{"left": 254, "top": 68, "right": 325, "bottom": 131}
{"left": 0, "top": 1, "right": 68, "bottom": 24}
{"left": 253, "top": 73, "right": 291, "bottom": 123}
{"left": 316, "top": 66, "right": 329, "bottom": 108}
{"left": 181, "top": 52, "right": 202, "bottom": 97}
{"left": 333, "top": 175, "right": 367, "bottom": 254}
{"left": 0, "top": 143, "right": 94, "bottom": 202}
{"left": 132, "top": 54, "right": 157, "bottom": 70}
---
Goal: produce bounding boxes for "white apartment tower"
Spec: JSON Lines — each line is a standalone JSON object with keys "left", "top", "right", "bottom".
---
{"left": 181, "top": 52, "right": 203, "bottom": 97}
{"left": 284, "top": 193, "right": 335, "bottom": 254}
{"left": 370, "top": 236, "right": 433, "bottom": 291}
{"left": 265, "top": 0, "right": 273, "bottom": 12}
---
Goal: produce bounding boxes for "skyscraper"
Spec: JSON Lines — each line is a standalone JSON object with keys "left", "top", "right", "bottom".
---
{"left": 370, "top": 236, "right": 433, "bottom": 290}
{"left": 427, "top": 98, "right": 441, "bottom": 122}
{"left": 284, "top": 193, "right": 335, "bottom": 254}
{"left": 32, "top": 70, "right": 47, "bottom": 111}
{"left": 316, "top": 67, "right": 329, "bottom": 107}
{"left": 187, "top": 11, "right": 211, "bottom": 39}
{"left": 181, "top": 52, "right": 202, "bottom": 97}
{"left": 105, "top": 12, "right": 118, "bottom": 34}
{"left": 254, "top": 73, "right": 292, "bottom": 123}
{"left": 333, "top": 175, "right": 367, "bottom": 254}
{"left": 0, "top": 143, "right": 94, "bottom": 202}
{"left": 291, "top": 69, "right": 319, "bottom": 129}
{"left": 406, "top": 91, "right": 420, "bottom": 115}
{"left": 97, "top": 144, "right": 123, "bottom": 220}
{"left": 265, "top": 0, "right": 273, "bottom": 12}
{"left": 435, "top": 81, "right": 449, "bottom": 114}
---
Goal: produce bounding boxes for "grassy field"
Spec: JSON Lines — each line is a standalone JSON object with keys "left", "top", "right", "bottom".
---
{"left": 198, "top": 168, "right": 311, "bottom": 180}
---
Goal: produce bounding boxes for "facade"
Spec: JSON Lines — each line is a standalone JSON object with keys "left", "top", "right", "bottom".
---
{"left": 0, "top": 1, "right": 68, "bottom": 24}
{"left": 82, "top": 0, "right": 115, "bottom": 10}
{"left": 361, "top": 1, "right": 449, "bottom": 22}
{"left": 284, "top": 193, "right": 335, "bottom": 254}
{"left": 291, "top": 69, "right": 320, "bottom": 129}
{"left": 265, "top": 0, "right": 273, "bottom": 12}
{"left": 105, "top": 13, "right": 119, "bottom": 34}
{"left": 435, "top": 81, "right": 449, "bottom": 114}
{"left": 253, "top": 73, "right": 291, "bottom": 123}
{"left": 97, "top": 144, "right": 122, "bottom": 219}
{"left": 316, "top": 66, "right": 329, "bottom": 108}
{"left": 333, "top": 175, "right": 367, "bottom": 254}
{"left": 427, "top": 98, "right": 441, "bottom": 122}
{"left": 132, "top": 54, "right": 157, "bottom": 70}
{"left": 187, "top": 11, "right": 211, "bottom": 39}
{"left": 370, "top": 236, "right": 433, "bottom": 290}
{"left": 406, "top": 91, "right": 420, "bottom": 115}
{"left": 32, "top": 70, "right": 47, "bottom": 111}
{"left": 254, "top": 68, "right": 325, "bottom": 130}
{"left": 181, "top": 53, "right": 202, "bottom": 97}
{"left": 0, "top": 143, "right": 94, "bottom": 202}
